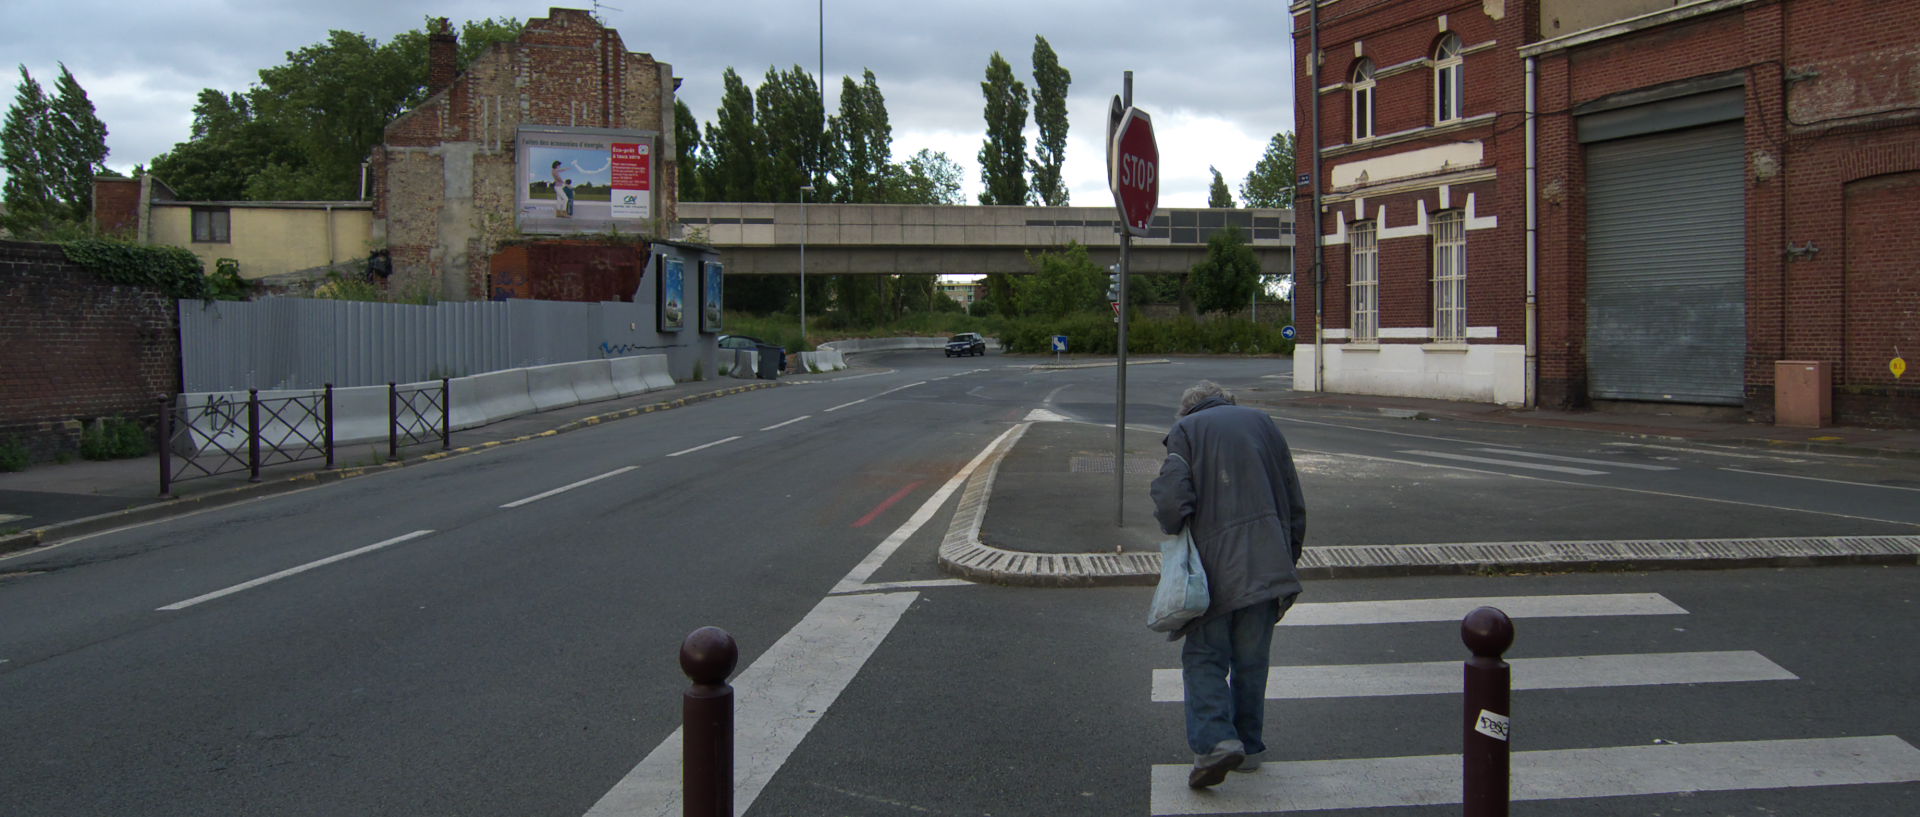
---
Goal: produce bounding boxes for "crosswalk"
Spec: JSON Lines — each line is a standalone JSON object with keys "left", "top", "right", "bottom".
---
{"left": 1146, "top": 591, "right": 1920, "bottom": 814}
{"left": 1396, "top": 447, "right": 1678, "bottom": 476}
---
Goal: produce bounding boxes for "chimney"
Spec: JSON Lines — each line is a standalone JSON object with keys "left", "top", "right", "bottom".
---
{"left": 427, "top": 17, "right": 458, "bottom": 97}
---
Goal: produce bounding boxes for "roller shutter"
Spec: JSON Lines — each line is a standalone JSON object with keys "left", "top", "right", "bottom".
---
{"left": 1584, "top": 121, "right": 1746, "bottom": 405}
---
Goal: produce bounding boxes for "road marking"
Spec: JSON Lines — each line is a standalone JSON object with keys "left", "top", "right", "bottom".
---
{"left": 824, "top": 398, "right": 869, "bottom": 412}
{"left": 852, "top": 481, "right": 924, "bottom": 528}
{"left": 830, "top": 423, "right": 1024, "bottom": 593}
{"left": 499, "top": 466, "right": 638, "bottom": 508}
{"left": 1282, "top": 593, "right": 1687, "bottom": 626}
{"left": 1148, "top": 736, "right": 1920, "bottom": 814}
{"left": 582, "top": 591, "right": 918, "bottom": 817}
{"left": 665, "top": 435, "right": 741, "bottom": 457}
{"left": 836, "top": 578, "right": 976, "bottom": 592}
{"left": 1604, "top": 441, "right": 1807, "bottom": 461}
{"left": 878, "top": 381, "right": 927, "bottom": 395}
{"left": 1470, "top": 447, "right": 1677, "bottom": 470}
{"left": 1400, "top": 449, "right": 1605, "bottom": 475}
{"left": 1721, "top": 467, "right": 1920, "bottom": 492}
{"left": 1150, "top": 650, "right": 1793, "bottom": 701}
{"left": 157, "top": 530, "right": 434, "bottom": 611}
{"left": 760, "top": 415, "right": 811, "bottom": 431}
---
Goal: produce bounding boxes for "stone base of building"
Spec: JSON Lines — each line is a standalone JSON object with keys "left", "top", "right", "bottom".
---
{"left": 1293, "top": 343, "right": 1527, "bottom": 406}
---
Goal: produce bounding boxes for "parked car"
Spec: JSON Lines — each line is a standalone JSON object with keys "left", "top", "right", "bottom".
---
{"left": 945, "top": 332, "right": 986, "bottom": 357}
{"left": 717, "top": 334, "right": 786, "bottom": 373}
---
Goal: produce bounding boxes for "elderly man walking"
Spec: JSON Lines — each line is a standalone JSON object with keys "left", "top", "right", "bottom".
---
{"left": 1151, "top": 381, "right": 1307, "bottom": 789}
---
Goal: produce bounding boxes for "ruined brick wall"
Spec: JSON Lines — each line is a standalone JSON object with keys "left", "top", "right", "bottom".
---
{"left": 92, "top": 178, "right": 143, "bottom": 237}
{"left": 373, "top": 7, "right": 678, "bottom": 301}
{"left": 0, "top": 240, "right": 178, "bottom": 462}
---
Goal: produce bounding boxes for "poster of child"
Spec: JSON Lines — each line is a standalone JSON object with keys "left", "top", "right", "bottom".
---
{"left": 563, "top": 180, "right": 576, "bottom": 217}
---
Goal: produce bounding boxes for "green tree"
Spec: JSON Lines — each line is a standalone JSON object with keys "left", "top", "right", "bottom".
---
{"left": 830, "top": 70, "right": 892, "bottom": 203}
{"left": 754, "top": 65, "right": 828, "bottom": 201}
{"left": 1027, "top": 35, "right": 1071, "bottom": 206}
{"left": 674, "top": 98, "right": 704, "bottom": 202}
{"left": 977, "top": 52, "right": 1028, "bottom": 206}
{"left": 885, "top": 149, "right": 964, "bottom": 205}
{"left": 46, "top": 65, "right": 110, "bottom": 223}
{"left": 703, "top": 68, "right": 760, "bottom": 202}
{"left": 1207, "top": 166, "right": 1234, "bottom": 208}
{"left": 1239, "top": 131, "right": 1296, "bottom": 208}
{"left": 1018, "top": 242, "right": 1106, "bottom": 318}
{"left": 1189, "top": 226, "right": 1261, "bottom": 313}
{"left": 2, "top": 67, "right": 55, "bottom": 234}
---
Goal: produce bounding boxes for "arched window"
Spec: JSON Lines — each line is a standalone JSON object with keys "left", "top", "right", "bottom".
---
{"left": 1434, "top": 33, "right": 1464, "bottom": 123}
{"left": 1351, "top": 59, "right": 1376, "bottom": 141}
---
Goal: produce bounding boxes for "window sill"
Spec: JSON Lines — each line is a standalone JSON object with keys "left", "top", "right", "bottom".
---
{"left": 1422, "top": 342, "right": 1469, "bottom": 352}
{"left": 1344, "top": 342, "right": 1382, "bottom": 352}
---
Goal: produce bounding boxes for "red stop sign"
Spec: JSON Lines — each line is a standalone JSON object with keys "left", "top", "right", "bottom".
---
{"left": 1108, "top": 107, "right": 1159, "bottom": 237}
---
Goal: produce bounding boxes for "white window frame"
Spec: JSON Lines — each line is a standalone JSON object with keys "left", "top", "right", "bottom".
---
{"left": 1351, "top": 59, "right": 1376, "bottom": 141}
{"left": 1434, "top": 34, "right": 1464, "bottom": 124}
{"left": 1431, "top": 210, "right": 1467, "bottom": 343}
{"left": 1349, "top": 220, "right": 1379, "bottom": 343}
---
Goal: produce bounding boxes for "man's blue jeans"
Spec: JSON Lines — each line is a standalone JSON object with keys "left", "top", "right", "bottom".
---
{"left": 1181, "top": 596, "right": 1291, "bottom": 755}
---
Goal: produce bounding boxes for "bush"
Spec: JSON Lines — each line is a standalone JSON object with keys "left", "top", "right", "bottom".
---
{"left": 78, "top": 417, "right": 150, "bottom": 461}
{"left": 999, "top": 312, "right": 1295, "bottom": 356}
{"left": 0, "top": 437, "right": 28, "bottom": 472}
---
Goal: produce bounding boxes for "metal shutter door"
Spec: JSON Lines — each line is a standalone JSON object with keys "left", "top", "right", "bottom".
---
{"left": 1585, "top": 122, "right": 1746, "bottom": 404}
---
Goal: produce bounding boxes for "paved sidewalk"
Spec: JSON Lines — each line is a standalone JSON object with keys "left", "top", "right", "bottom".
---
{"left": 0, "top": 370, "right": 833, "bottom": 554}
{"left": 940, "top": 394, "right": 1920, "bottom": 587}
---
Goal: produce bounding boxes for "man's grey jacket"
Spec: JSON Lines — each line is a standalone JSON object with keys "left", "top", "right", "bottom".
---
{"left": 1150, "top": 396, "right": 1307, "bottom": 639}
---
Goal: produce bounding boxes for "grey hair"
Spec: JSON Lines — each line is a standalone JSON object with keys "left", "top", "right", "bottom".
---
{"left": 1178, "top": 380, "right": 1234, "bottom": 417}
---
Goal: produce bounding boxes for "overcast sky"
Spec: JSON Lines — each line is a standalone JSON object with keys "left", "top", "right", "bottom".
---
{"left": 2, "top": 1, "right": 1298, "bottom": 208}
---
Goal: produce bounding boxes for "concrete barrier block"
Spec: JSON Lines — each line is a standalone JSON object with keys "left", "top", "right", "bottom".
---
{"left": 525, "top": 362, "right": 584, "bottom": 411}
{"left": 635, "top": 354, "right": 674, "bottom": 391}
{"left": 463, "top": 368, "right": 536, "bottom": 426}
{"left": 568, "top": 359, "right": 619, "bottom": 404}
{"left": 609, "top": 356, "right": 651, "bottom": 397}
{"left": 329, "top": 384, "right": 392, "bottom": 447}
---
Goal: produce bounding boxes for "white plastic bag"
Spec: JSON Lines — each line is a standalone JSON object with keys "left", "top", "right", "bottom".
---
{"left": 1147, "top": 528, "right": 1210, "bottom": 632}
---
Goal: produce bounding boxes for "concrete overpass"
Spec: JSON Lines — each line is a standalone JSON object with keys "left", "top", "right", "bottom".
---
{"left": 677, "top": 203, "right": 1294, "bottom": 276}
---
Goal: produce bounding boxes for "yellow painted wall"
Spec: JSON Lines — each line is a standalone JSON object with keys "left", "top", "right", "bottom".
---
{"left": 1540, "top": 0, "right": 1687, "bottom": 38}
{"left": 150, "top": 204, "right": 374, "bottom": 280}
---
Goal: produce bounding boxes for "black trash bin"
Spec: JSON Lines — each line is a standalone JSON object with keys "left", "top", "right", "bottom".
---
{"left": 755, "top": 345, "right": 784, "bottom": 379}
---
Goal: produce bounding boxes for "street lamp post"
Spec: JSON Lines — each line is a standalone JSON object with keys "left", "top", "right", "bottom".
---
{"left": 800, "top": 184, "right": 815, "bottom": 344}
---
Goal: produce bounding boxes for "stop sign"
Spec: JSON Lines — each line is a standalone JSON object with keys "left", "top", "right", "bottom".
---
{"left": 1108, "top": 106, "right": 1159, "bottom": 237}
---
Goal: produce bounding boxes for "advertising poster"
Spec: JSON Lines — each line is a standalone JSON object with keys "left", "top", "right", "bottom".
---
{"left": 515, "top": 127, "right": 655, "bottom": 234}
{"left": 700, "top": 261, "right": 724, "bottom": 333}
{"left": 659, "top": 256, "right": 685, "bottom": 332}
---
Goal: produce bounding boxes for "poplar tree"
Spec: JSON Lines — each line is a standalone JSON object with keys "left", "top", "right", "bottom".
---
{"left": 1, "top": 67, "right": 54, "bottom": 234}
{"left": 831, "top": 69, "right": 892, "bottom": 203}
{"left": 703, "top": 68, "right": 760, "bottom": 202}
{"left": 2, "top": 64, "right": 111, "bottom": 234}
{"left": 46, "top": 65, "right": 110, "bottom": 222}
{"left": 674, "top": 98, "right": 704, "bottom": 202}
{"left": 976, "top": 52, "right": 1029, "bottom": 206}
{"left": 754, "top": 65, "right": 827, "bottom": 202}
{"left": 1208, "top": 167, "right": 1234, "bottom": 208}
{"left": 1027, "top": 35, "right": 1071, "bottom": 206}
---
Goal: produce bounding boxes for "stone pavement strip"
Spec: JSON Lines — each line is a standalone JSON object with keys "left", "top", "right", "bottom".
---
{"left": 936, "top": 420, "right": 1920, "bottom": 588}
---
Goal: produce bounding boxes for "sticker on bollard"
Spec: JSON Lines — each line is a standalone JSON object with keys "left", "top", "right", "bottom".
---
{"left": 1475, "top": 710, "right": 1511, "bottom": 741}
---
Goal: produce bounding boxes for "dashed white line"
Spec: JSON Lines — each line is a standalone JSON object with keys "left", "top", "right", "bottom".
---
{"left": 1400, "top": 449, "right": 1605, "bottom": 475}
{"left": 1469, "top": 447, "right": 1678, "bottom": 470}
{"left": 824, "top": 398, "right": 869, "bottom": 412}
{"left": 500, "top": 466, "right": 638, "bottom": 508}
{"left": 760, "top": 415, "right": 812, "bottom": 431}
{"left": 157, "top": 530, "right": 434, "bottom": 611}
{"left": 666, "top": 435, "right": 741, "bottom": 457}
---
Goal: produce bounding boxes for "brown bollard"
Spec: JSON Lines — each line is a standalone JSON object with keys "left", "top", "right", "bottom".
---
{"left": 682, "top": 626, "right": 738, "bottom": 817}
{"left": 1462, "top": 606, "right": 1514, "bottom": 816}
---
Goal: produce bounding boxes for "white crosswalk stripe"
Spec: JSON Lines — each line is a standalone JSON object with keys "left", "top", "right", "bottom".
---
{"left": 1147, "top": 591, "right": 1920, "bottom": 814}
{"left": 1467, "top": 447, "right": 1679, "bottom": 470}
{"left": 1399, "top": 449, "right": 1606, "bottom": 475}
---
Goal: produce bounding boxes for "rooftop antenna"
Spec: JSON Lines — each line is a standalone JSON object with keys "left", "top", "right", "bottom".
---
{"left": 591, "top": 0, "right": 622, "bottom": 22}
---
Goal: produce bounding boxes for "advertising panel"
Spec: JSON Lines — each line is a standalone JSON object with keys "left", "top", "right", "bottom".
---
{"left": 700, "top": 261, "right": 724, "bottom": 333}
{"left": 659, "top": 255, "right": 686, "bottom": 332}
{"left": 515, "top": 127, "right": 655, "bottom": 234}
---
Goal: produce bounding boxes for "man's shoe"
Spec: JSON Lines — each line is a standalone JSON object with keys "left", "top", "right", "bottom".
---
{"left": 1187, "top": 740, "right": 1245, "bottom": 789}
{"left": 1232, "top": 750, "right": 1264, "bottom": 772}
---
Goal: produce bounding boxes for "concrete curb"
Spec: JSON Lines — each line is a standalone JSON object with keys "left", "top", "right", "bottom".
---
{"left": 0, "top": 382, "right": 778, "bottom": 555}
{"left": 933, "top": 421, "right": 1920, "bottom": 588}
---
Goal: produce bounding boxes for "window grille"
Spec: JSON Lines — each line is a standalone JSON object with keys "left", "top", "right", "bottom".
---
{"left": 1431, "top": 211, "right": 1467, "bottom": 342}
{"left": 1350, "top": 220, "right": 1378, "bottom": 343}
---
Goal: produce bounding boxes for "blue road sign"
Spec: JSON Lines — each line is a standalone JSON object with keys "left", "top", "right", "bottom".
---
{"left": 1051, "top": 335, "right": 1069, "bottom": 352}
{"left": 1281, "top": 325, "right": 1297, "bottom": 340}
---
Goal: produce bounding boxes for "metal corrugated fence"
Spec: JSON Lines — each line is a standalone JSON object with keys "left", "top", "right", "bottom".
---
{"left": 180, "top": 298, "right": 651, "bottom": 391}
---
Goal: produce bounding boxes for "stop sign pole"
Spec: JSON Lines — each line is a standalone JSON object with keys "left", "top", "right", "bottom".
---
{"left": 1107, "top": 71, "right": 1157, "bottom": 531}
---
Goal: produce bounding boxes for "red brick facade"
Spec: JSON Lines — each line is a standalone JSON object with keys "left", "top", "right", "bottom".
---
{"left": 0, "top": 240, "right": 179, "bottom": 462}
{"left": 1293, "top": 0, "right": 1920, "bottom": 426}
{"left": 371, "top": 8, "right": 678, "bottom": 301}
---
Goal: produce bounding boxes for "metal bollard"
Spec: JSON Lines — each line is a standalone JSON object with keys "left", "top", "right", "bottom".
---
{"left": 156, "top": 395, "right": 174, "bottom": 499}
{"left": 439, "top": 377, "right": 451, "bottom": 451}
{"left": 387, "top": 382, "right": 399, "bottom": 462}
{"left": 323, "top": 384, "right": 336, "bottom": 468}
{"left": 681, "top": 626, "right": 738, "bottom": 817}
{"left": 247, "top": 388, "right": 262, "bottom": 483}
{"left": 1462, "top": 606, "right": 1513, "bottom": 817}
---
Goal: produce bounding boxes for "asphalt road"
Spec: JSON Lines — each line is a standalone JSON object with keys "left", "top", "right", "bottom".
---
{"left": 2, "top": 351, "right": 1915, "bottom": 816}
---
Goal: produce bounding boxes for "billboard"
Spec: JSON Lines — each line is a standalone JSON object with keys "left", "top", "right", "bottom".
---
{"left": 700, "top": 261, "right": 724, "bottom": 333}
{"left": 658, "top": 255, "right": 686, "bottom": 332}
{"left": 515, "top": 127, "right": 655, "bottom": 234}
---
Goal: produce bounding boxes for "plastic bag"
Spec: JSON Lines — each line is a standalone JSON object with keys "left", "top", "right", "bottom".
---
{"left": 1147, "top": 527, "right": 1210, "bottom": 632}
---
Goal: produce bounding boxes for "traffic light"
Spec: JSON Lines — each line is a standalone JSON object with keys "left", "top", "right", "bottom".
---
{"left": 1106, "top": 264, "right": 1121, "bottom": 302}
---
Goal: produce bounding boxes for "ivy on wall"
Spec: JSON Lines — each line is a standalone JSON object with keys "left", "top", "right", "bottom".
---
{"left": 58, "top": 239, "right": 248, "bottom": 301}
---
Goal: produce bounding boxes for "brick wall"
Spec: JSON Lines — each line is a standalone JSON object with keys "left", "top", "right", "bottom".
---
{"left": 0, "top": 240, "right": 178, "bottom": 462}
{"left": 92, "top": 178, "right": 143, "bottom": 237}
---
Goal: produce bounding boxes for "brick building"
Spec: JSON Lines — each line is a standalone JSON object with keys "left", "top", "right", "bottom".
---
{"left": 1291, "top": 0, "right": 1919, "bottom": 426}
{"left": 371, "top": 8, "right": 682, "bottom": 301}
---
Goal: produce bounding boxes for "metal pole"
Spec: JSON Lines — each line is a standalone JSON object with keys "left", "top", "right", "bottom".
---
{"left": 800, "top": 185, "right": 812, "bottom": 345}
{"left": 1115, "top": 70, "right": 1132, "bottom": 531}
{"left": 440, "top": 377, "right": 451, "bottom": 450}
{"left": 1463, "top": 606, "right": 1514, "bottom": 817}
{"left": 247, "top": 388, "right": 262, "bottom": 483}
{"left": 1310, "top": 0, "right": 1326, "bottom": 393}
{"left": 323, "top": 384, "right": 335, "bottom": 468}
{"left": 157, "top": 395, "right": 173, "bottom": 499}
{"left": 682, "top": 626, "right": 739, "bottom": 817}
{"left": 387, "top": 382, "right": 399, "bottom": 462}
